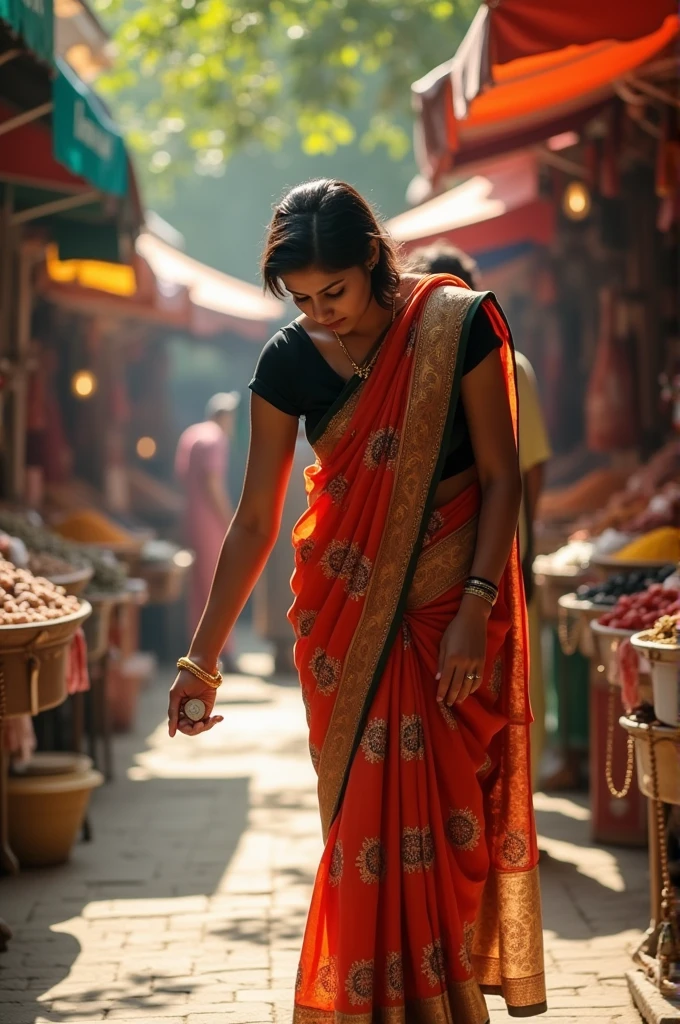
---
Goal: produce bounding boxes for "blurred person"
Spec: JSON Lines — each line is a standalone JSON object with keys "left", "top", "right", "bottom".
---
{"left": 254, "top": 422, "right": 313, "bottom": 674}
{"left": 515, "top": 353, "right": 552, "bottom": 789}
{"left": 409, "top": 240, "right": 481, "bottom": 289}
{"left": 169, "top": 181, "right": 546, "bottom": 1021}
{"left": 174, "top": 392, "right": 239, "bottom": 670}
{"left": 411, "top": 241, "right": 552, "bottom": 790}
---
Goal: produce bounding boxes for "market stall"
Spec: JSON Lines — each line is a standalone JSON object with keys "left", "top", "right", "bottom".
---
{"left": 32, "top": 218, "right": 283, "bottom": 663}
{"left": 0, "top": 0, "right": 143, "bottom": 510}
{"left": 404, "top": 0, "right": 680, "bottom": 806}
{"left": 0, "top": 0, "right": 151, "bottom": 873}
{"left": 0, "top": 531, "right": 105, "bottom": 872}
{"left": 541, "top": 464, "right": 680, "bottom": 1013}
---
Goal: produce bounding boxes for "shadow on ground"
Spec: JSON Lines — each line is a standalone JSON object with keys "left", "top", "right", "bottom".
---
{"left": 535, "top": 791, "right": 648, "bottom": 944}
{"left": 0, "top": 676, "right": 252, "bottom": 1024}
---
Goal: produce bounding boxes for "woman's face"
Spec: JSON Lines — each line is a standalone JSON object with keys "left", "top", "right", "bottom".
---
{"left": 281, "top": 261, "right": 375, "bottom": 336}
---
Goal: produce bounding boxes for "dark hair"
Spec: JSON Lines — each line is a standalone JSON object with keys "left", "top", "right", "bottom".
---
{"left": 408, "top": 241, "right": 480, "bottom": 290}
{"left": 262, "top": 179, "right": 401, "bottom": 308}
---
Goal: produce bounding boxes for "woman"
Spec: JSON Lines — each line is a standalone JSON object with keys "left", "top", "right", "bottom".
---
{"left": 168, "top": 180, "right": 546, "bottom": 1023}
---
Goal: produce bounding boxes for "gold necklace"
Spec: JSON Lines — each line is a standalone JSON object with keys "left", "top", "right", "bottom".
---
{"left": 334, "top": 293, "right": 397, "bottom": 381}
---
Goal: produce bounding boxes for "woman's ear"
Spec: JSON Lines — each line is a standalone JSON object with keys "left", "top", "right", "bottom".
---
{"left": 366, "top": 239, "right": 380, "bottom": 271}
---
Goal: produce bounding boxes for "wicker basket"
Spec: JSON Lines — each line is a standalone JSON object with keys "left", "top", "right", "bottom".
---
{"left": 2, "top": 602, "right": 92, "bottom": 717}
{"left": 534, "top": 567, "right": 590, "bottom": 624}
{"left": 82, "top": 592, "right": 123, "bottom": 661}
{"left": 557, "top": 593, "right": 605, "bottom": 658}
{"left": 135, "top": 562, "right": 188, "bottom": 605}
{"left": 590, "top": 620, "right": 636, "bottom": 685}
{"left": 620, "top": 718, "right": 680, "bottom": 805}
{"left": 589, "top": 555, "right": 670, "bottom": 581}
{"left": 46, "top": 565, "right": 93, "bottom": 597}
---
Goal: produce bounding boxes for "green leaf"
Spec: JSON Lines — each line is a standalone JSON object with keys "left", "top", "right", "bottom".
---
{"left": 96, "top": 0, "right": 477, "bottom": 178}
{"left": 431, "top": 0, "right": 454, "bottom": 19}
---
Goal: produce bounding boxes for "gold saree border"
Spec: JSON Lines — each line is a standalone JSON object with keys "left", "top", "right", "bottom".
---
{"left": 317, "top": 286, "right": 478, "bottom": 839}
{"left": 406, "top": 515, "right": 478, "bottom": 611}
{"left": 312, "top": 385, "right": 364, "bottom": 463}
{"left": 293, "top": 978, "right": 489, "bottom": 1024}
{"left": 472, "top": 866, "right": 546, "bottom": 1015}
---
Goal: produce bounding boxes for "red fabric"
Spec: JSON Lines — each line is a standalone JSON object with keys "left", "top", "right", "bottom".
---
{"left": 413, "top": 13, "right": 679, "bottom": 181}
{"left": 390, "top": 152, "right": 555, "bottom": 253}
{"left": 401, "top": 200, "right": 554, "bottom": 256}
{"left": 489, "top": 1, "right": 677, "bottom": 66}
{"left": 0, "top": 102, "right": 89, "bottom": 193}
{"left": 618, "top": 639, "right": 640, "bottom": 712}
{"left": 67, "top": 629, "right": 91, "bottom": 695}
{"left": 585, "top": 290, "right": 637, "bottom": 452}
{"left": 289, "top": 277, "right": 540, "bottom": 1019}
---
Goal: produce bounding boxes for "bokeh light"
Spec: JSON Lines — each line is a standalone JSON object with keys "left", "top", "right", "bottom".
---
{"left": 71, "top": 370, "right": 97, "bottom": 399}
{"left": 563, "top": 181, "right": 591, "bottom": 221}
{"left": 136, "top": 436, "right": 157, "bottom": 459}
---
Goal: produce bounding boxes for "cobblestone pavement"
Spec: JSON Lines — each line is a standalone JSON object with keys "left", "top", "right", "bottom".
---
{"left": 0, "top": 649, "right": 647, "bottom": 1024}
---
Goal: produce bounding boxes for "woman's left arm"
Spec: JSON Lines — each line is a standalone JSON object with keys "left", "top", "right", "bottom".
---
{"left": 437, "top": 345, "right": 522, "bottom": 706}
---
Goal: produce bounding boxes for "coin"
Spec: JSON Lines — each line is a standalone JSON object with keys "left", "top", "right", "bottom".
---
{"left": 184, "top": 698, "right": 206, "bottom": 722}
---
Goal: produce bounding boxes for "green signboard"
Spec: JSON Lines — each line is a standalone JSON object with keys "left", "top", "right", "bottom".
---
{"left": 53, "top": 58, "right": 128, "bottom": 198}
{"left": 0, "top": 0, "right": 54, "bottom": 65}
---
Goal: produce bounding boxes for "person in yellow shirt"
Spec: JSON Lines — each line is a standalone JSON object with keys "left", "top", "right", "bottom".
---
{"left": 515, "top": 351, "right": 552, "bottom": 787}
{"left": 410, "top": 242, "right": 552, "bottom": 788}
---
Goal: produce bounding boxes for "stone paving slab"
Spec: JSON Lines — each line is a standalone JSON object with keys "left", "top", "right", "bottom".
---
{"left": 0, "top": 656, "right": 648, "bottom": 1024}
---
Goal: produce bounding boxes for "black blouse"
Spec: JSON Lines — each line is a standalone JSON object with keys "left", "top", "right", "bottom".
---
{"left": 249, "top": 304, "right": 501, "bottom": 479}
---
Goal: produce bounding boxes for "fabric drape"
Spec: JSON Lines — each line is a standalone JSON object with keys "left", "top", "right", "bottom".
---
{"left": 289, "top": 276, "right": 546, "bottom": 1022}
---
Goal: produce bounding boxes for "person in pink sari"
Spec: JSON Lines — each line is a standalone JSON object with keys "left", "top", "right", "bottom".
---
{"left": 175, "top": 393, "right": 240, "bottom": 663}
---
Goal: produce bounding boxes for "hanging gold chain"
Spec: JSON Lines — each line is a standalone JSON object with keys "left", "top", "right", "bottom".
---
{"left": 648, "top": 726, "right": 678, "bottom": 989}
{"left": 605, "top": 683, "right": 635, "bottom": 798}
{"left": 557, "top": 604, "right": 582, "bottom": 657}
{"left": 335, "top": 293, "right": 397, "bottom": 380}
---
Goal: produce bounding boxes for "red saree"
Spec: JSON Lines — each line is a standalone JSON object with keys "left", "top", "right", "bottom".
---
{"left": 288, "top": 275, "right": 546, "bottom": 1023}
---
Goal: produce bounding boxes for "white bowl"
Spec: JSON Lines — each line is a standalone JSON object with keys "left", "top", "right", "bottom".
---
{"left": 631, "top": 635, "right": 680, "bottom": 726}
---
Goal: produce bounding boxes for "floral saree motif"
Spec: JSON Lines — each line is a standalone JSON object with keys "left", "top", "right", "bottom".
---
{"left": 289, "top": 275, "right": 546, "bottom": 1022}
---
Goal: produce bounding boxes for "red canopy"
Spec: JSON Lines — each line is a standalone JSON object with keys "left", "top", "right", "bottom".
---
{"left": 413, "top": 12, "right": 680, "bottom": 182}
{"left": 387, "top": 151, "right": 554, "bottom": 254}
{"left": 0, "top": 100, "right": 90, "bottom": 194}
{"left": 488, "top": 0, "right": 677, "bottom": 67}
{"left": 442, "top": 1, "right": 678, "bottom": 121}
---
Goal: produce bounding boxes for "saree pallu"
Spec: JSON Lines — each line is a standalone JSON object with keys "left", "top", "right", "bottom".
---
{"left": 288, "top": 276, "right": 546, "bottom": 1023}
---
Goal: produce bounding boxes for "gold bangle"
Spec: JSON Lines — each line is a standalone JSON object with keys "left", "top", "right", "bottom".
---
{"left": 463, "top": 584, "right": 496, "bottom": 607}
{"left": 466, "top": 576, "right": 498, "bottom": 600}
{"left": 177, "top": 656, "right": 223, "bottom": 689}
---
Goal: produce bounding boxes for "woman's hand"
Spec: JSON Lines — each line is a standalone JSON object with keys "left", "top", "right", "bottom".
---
{"left": 167, "top": 670, "right": 224, "bottom": 737}
{"left": 436, "top": 598, "right": 489, "bottom": 706}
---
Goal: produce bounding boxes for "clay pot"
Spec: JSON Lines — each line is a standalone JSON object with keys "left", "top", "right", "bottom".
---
{"left": 8, "top": 756, "right": 103, "bottom": 866}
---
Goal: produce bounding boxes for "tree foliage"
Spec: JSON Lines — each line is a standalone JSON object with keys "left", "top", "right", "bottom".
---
{"left": 95, "top": 0, "right": 476, "bottom": 179}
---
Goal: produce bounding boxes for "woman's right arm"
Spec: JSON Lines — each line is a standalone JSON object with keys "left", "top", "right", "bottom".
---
{"left": 168, "top": 394, "right": 299, "bottom": 736}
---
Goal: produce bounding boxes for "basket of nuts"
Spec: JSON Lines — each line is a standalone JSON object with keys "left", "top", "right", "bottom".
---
{"left": 0, "top": 559, "right": 91, "bottom": 718}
